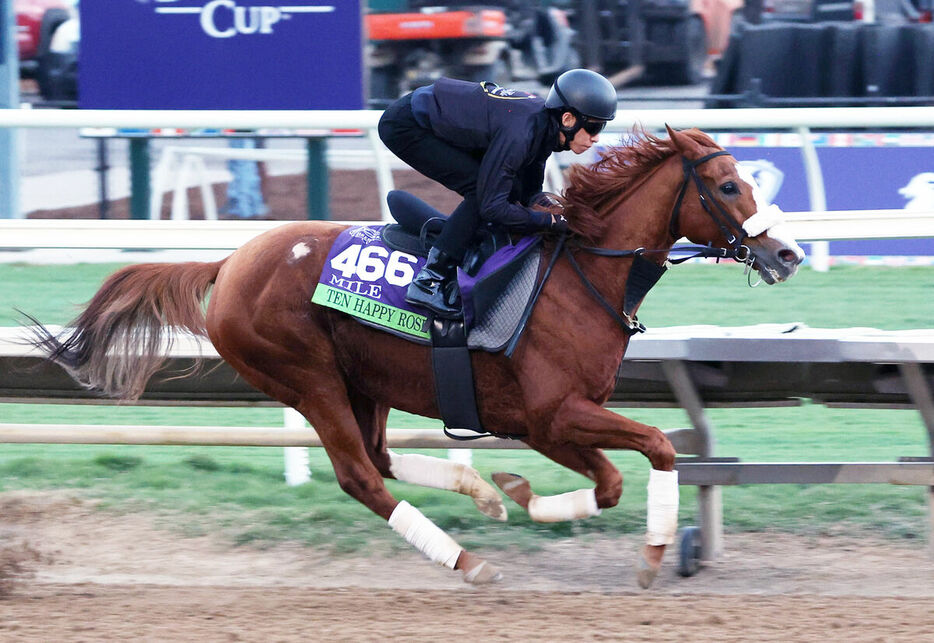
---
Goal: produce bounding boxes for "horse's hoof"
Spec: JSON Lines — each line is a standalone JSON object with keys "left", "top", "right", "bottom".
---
{"left": 465, "top": 470, "right": 508, "bottom": 521}
{"left": 462, "top": 560, "right": 503, "bottom": 585}
{"left": 635, "top": 552, "right": 661, "bottom": 589}
{"left": 491, "top": 472, "right": 532, "bottom": 509}
{"left": 473, "top": 494, "right": 508, "bottom": 522}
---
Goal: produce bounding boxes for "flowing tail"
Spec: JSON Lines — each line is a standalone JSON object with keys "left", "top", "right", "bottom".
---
{"left": 21, "top": 260, "right": 226, "bottom": 400}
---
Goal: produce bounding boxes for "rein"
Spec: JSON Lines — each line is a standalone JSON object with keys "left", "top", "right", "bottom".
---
{"left": 504, "top": 150, "right": 753, "bottom": 357}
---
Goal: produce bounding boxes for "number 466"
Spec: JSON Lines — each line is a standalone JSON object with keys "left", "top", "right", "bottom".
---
{"left": 329, "top": 245, "right": 418, "bottom": 286}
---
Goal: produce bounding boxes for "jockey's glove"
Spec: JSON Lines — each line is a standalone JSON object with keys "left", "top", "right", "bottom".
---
{"left": 527, "top": 209, "right": 569, "bottom": 235}
{"left": 548, "top": 214, "right": 569, "bottom": 234}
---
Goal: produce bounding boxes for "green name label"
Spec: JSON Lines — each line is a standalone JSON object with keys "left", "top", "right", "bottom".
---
{"left": 312, "top": 284, "right": 430, "bottom": 339}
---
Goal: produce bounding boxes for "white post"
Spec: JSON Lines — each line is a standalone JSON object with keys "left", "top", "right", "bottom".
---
{"left": 283, "top": 408, "right": 311, "bottom": 486}
{"left": 172, "top": 155, "right": 195, "bottom": 220}
{"left": 796, "top": 127, "right": 830, "bottom": 272}
{"left": 150, "top": 147, "right": 175, "bottom": 220}
{"left": 193, "top": 155, "right": 218, "bottom": 220}
{"left": 368, "top": 128, "right": 395, "bottom": 222}
{"left": 447, "top": 448, "right": 473, "bottom": 467}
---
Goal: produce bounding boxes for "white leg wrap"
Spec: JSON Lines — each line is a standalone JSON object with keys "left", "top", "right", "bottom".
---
{"left": 388, "top": 451, "right": 482, "bottom": 496}
{"left": 527, "top": 488, "right": 601, "bottom": 523}
{"left": 646, "top": 469, "right": 679, "bottom": 546}
{"left": 388, "top": 500, "right": 462, "bottom": 569}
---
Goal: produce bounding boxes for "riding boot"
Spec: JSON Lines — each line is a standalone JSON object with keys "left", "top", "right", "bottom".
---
{"left": 406, "top": 246, "right": 462, "bottom": 318}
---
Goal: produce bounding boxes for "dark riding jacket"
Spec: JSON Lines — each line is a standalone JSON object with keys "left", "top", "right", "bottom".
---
{"left": 411, "top": 77, "right": 559, "bottom": 230}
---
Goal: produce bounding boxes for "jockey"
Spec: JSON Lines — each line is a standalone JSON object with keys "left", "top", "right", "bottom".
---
{"left": 378, "top": 68, "right": 618, "bottom": 318}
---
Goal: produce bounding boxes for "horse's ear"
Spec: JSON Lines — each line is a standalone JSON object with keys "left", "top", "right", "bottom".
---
{"left": 666, "top": 124, "right": 703, "bottom": 156}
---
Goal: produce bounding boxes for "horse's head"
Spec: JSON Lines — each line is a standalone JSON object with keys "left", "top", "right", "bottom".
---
{"left": 666, "top": 125, "right": 805, "bottom": 284}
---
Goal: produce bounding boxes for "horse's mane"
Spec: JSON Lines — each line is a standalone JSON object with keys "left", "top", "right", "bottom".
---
{"left": 561, "top": 128, "right": 718, "bottom": 242}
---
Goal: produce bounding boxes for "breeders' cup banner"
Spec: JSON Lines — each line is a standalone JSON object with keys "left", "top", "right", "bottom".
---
{"left": 596, "top": 132, "right": 934, "bottom": 260}
{"left": 80, "top": 1, "right": 363, "bottom": 109}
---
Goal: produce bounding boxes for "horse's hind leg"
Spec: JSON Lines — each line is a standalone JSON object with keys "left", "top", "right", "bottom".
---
{"left": 347, "top": 386, "right": 507, "bottom": 522}
{"left": 208, "top": 288, "right": 500, "bottom": 579}
{"left": 295, "top": 391, "right": 502, "bottom": 584}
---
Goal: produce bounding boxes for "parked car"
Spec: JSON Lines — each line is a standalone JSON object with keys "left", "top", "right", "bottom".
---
{"left": 14, "top": 0, "right": 70, "bottom": 77}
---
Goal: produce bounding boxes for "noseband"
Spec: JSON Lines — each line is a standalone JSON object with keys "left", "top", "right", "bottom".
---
{"left": 668, "top": 150, "right": 751, "bottom": 262}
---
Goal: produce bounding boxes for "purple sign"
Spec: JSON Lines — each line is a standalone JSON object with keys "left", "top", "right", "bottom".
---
{"left": 79, "top": 1, "right": 363, "bottom": 109}
{"left": 726, "top": 144, "right": 934, "bottom": 258}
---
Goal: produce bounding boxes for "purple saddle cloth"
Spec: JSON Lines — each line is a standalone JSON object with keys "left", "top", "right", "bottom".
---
{"left": 312, "top": 225, "right": 541, "bottom": 350}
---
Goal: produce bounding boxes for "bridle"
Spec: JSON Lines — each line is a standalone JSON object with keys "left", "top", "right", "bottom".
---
{"left": 668, "top": 150, "right": 751, "bottom": 262}
{"left": 504, "top": 149, "right": 757, "bottom": 357}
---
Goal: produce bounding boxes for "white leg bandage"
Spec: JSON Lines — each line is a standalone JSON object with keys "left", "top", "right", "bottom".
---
{"left": 646, "top": 469, "right": 679, "bottom": 546}
{"left": 389, "top": 451, "right": 483, "bottom": 496}
{"left": 388, "top": 501, "right": 462, "bottom": 569}
{"left": 528, "top": 488, "right": 601, "bottom": 523}
{"left": 389, "top": 451, "right": 506, "bottom": 521}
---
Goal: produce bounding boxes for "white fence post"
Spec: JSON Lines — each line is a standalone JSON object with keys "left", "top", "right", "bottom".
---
{"left": 283, "top": 408, "right": 311, "bottom": 486}
{"left": 797, "top": 127, "right": 831, "bottom": 272}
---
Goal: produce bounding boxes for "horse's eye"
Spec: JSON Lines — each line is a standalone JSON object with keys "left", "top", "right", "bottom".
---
{"left": 720, "top": 182, "right": 739, "bottom": 195}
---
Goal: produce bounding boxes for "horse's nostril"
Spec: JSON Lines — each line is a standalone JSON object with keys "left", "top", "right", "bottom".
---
{"left": 778, "top": 249, "right": 799, "bottom": 264}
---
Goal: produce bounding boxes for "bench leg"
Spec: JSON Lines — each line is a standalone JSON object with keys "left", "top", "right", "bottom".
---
{"left": 698, "top": 485, "right": 723, "bottom": 561}
{"left": 898, "top": 363, "right": 934, "bottom": 558}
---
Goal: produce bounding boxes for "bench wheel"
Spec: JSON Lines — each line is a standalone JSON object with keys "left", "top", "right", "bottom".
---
{"left": 677, "top": 526, "right": 702, "bottom": 577}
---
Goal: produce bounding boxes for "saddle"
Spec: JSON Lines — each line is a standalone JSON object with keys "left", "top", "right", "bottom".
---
{"left": 380, "top": 190, "right": 541, "bottom": 333}
{"left": 381, "top": 190, "right": 511, "bottom": 276}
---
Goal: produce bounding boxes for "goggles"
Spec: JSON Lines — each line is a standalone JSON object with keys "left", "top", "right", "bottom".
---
{"left": 580, "top": 117, "right": 608, "bottom": 136}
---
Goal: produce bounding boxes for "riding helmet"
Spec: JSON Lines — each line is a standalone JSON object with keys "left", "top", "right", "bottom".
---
{"left": 545, "top": 69, "right": 617, "bottom": 121}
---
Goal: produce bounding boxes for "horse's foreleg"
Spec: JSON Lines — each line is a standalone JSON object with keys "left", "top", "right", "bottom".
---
{"left": 552, "top": 398, "right": 677, "bottom": 471}
{"left": 547, "top": 398, "right": 680, "bottom": 589}
{"left": 491, "top": 444, "right": 617, "bottom": 522}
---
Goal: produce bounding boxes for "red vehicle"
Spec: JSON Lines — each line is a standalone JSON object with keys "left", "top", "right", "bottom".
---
{"left": 366, "top": 3, "right": 581, "bottom": 102}
{"left": 15, "top": 0, "right": 70, "bottom": 77}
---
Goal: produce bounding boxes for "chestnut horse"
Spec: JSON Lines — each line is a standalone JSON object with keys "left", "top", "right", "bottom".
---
{"left": 24, "top": 126, "right": 804, "bottom": 588}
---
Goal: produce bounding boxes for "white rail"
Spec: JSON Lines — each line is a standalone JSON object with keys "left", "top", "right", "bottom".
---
{"left": 4, "top": 107, "right": 934, "bottom": 130}
{"left": 0, "top": 423, "right": 522, "bottom": 449}
{"left": 1, "top": 211, "right": 932, "bottom": 251}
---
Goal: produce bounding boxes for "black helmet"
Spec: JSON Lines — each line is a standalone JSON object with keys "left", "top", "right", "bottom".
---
{"left": 545, "top": 69, "right": 617, "bottom": 121}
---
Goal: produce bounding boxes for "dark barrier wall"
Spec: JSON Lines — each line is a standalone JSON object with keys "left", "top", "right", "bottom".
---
{"left": 711, "top": 22, "right": 934, "bottom": 106}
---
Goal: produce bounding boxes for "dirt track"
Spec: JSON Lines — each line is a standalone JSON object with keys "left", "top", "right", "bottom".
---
{"left": 2, "top": 491, "right": 933, "bottom": 641}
